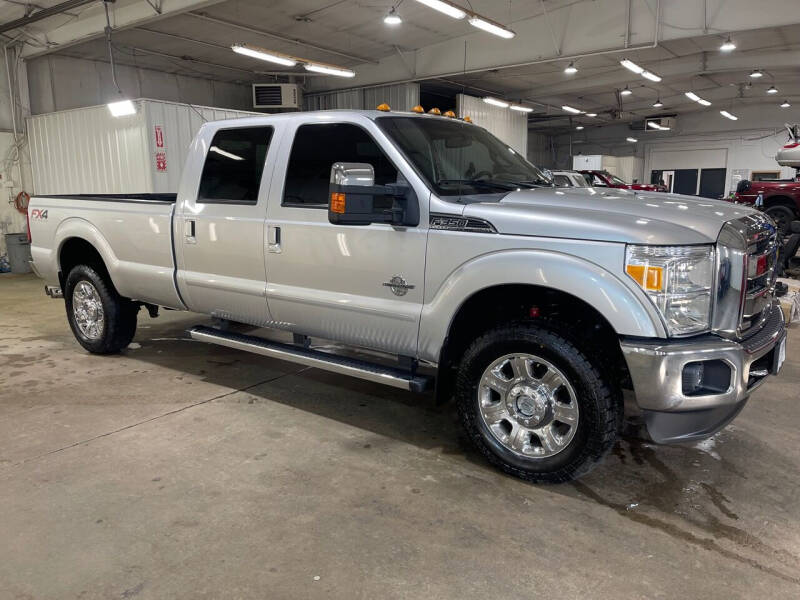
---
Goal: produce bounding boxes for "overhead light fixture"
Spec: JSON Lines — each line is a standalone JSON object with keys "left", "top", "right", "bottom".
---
{"left": 510, "top": 104, "right": 533, "bottom": 112}
{"left": 108, "top": 98, "right": 136, "bottom": 117}
{"left": 720, "top": 110, "right": 738, "bottom": 120}
{"left": 468, "top": 15, "right": 515, "bottom": 38}
{"left": 749, "top": 69, "right": 763, "bottom": 78}
{"left": 626, "top": 137, "right": 638, "bottom": 142}
{"left": 232, "top": 43, "right": 297, "bottom": 67}
{"left": 685, "top": 91, "right": 711, "bottom": 106}
{"left": 620, "top": 85, "right": 633, "bottom": 96}
{"left": 641, "top": 70, "right": 661, "bottom": 82}
{"left": 767, "top": 85, "right": 778, "bottom": 94}
{"left": 413, "top": 0, "right": 466, "bottom": 19}
{"left": 720, "top": 36, "right": 736, "bottom": 51}
{"left": 576, "top": 125, "right": 584, "bottom": 130}
{"left": 483, "top": 96, "right": 509, "bottom": 108}
{"left": 586, "top": 112, "right": 597, "bottom": 117}
{"left": 781, "top": 100, "right": 791, "bottom": 108}
{"left": 384, "top": 7, "right": 402, "bottom": 25}
{"left": 564, "top": 61, "right": 578, "bottom": 74}
{"left": 620, "top": 59, "right": 644, "bottom": 74}
{"left": 653, "top": 98, "right": 663, "bottom": 108}
{"left": 647, "top": 121, "right": 661, "bottom": 129}
{"left": 304, "top": 62, "right": 356, "bottom": 77}
{"left": 697, "top": 98, "right": 712, "bottom": 106}
{"left": 562, "top": 105, "right": 582, "bottom": 114}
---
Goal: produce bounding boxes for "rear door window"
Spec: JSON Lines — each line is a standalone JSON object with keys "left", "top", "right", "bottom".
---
{"left": 198, "top": 126, "right": 273, "bottom": 204}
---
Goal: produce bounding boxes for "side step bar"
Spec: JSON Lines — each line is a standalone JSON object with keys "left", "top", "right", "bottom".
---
{"left": 189, "top": 325, "right": 432, "bottom": 393}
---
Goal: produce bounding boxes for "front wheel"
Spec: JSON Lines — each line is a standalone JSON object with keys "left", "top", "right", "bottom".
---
{"left": 455, "top": 322, "right": 619, "bottom": 483}
{"left": 64, "top": 264, "right": 138, "bottom": 354}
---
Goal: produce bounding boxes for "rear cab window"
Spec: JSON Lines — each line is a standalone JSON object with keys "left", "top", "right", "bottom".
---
{"left": 198, "top": 126, "right": 273, "bottom": 204}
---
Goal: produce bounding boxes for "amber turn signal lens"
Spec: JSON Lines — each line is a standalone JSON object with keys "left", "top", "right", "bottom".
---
{"left": 428, "top": 107, "right": 441, "bottom": 115}
{"left": 443, "top": 110, "right": 456, "bottom": 118}
{"left": 377, "top": 103, "right": 391, "bottom": 111}
{"left": 626, "top": 264, "right": 664, "bottom": 291}
{"left": 330, "top": 192, "right": 346, "bottom": 213}
{"left": 411, "top": 105, "right": 424, "bottom": 113}
{"left": 463, "top": 116, "right": 472, "bottom": 123}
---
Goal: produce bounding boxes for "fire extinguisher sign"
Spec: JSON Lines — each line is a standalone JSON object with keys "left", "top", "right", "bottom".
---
{"left": 154, "top": 125, "right": 166, "bottom": 172}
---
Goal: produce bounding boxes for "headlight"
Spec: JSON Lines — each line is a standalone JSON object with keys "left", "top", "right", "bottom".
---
{"left": 625, "top": 245, "right": 714, "bottom": 336}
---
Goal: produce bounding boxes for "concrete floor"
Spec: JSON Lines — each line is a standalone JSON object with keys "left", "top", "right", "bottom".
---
{"left": 1, "top": 272, "right": 800, "bottom": 599}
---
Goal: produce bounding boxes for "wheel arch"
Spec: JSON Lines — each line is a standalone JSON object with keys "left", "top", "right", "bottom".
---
{"left": 763, "top": 195, "right": 798, "bottom": 211}
{"left": 55, "top": 219, "right": 121, "bottom": 293}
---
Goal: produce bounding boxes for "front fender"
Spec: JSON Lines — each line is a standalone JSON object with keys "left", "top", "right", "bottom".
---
{"left": 418, "top": 248, "right": 665, "bottom": 363}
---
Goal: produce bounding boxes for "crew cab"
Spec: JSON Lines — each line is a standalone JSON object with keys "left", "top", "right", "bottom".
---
{"left": 28, "top": 109, "right": 786, "bottom": 483}
{"left": 579, "top": 169, "right": 667, "bottom": 192}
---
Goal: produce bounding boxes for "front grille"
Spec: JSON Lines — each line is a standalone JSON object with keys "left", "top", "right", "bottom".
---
{"left": 739, "top": 212, "right": 779, "bottom": 334}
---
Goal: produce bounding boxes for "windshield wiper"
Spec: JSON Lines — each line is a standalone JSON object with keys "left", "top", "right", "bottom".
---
{"left": 516, "top": 179, "right": 554, "bottom": 187}
{"left": 437, "top": 178, "right": 519, "bottom": 192}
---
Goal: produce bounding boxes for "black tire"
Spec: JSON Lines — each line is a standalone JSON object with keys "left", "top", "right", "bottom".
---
{"left": 455, "top": 322, "right": 619, "bottom": 483}
{"left": 64, "top": 264, "right": 138, "bottom": 354}
{"left": 765, "top": 205, "right": 796, "bottom": 235}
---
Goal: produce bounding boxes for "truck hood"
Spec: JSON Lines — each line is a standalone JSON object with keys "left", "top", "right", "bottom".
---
{"left": 462, "top": 187, "right": 758, "bottom": 245}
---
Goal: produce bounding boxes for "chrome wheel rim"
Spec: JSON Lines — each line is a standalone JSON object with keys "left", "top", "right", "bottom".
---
{"left": 477, "top": 353, "right": 579, "bottom": 459}
{"left": 72, "top": 281, "right": 105, "bottom": 340}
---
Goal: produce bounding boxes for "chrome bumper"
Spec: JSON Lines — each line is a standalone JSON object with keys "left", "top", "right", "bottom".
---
{"left": 620, "top": 301, "right": 786, "bottom": 442}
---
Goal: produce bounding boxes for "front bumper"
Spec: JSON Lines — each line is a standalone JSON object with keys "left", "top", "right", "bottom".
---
{"left": 620, "top": 301, "right": 786, "bottom": 443}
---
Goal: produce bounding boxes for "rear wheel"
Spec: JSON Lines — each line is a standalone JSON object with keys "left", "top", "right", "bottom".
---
{"left": 765, "top": 204, "right": 796, "bottom": 236}
{"left": 455, "top": 322, "right": 619, "bottom": 483}
{"left": 64, "top": 264, "right": 138, "bottom": 354}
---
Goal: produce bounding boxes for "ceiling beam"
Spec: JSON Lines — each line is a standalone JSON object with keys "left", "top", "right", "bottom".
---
{"left": 0, "top": 0, "right": 96, "bottom": 34}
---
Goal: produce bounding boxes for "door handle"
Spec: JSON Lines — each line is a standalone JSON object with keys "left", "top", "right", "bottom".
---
{"left": 184, "top": 219, "right": 196, "bottom": 244}
{"left": 268, "top": 225, "right": 281, "bottom": 253}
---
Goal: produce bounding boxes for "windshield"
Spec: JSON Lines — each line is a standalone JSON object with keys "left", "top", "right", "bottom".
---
{"left": 377, "top": 116, "right": 552, "bottom": 196}
{"left": 601, "top": 170, "right": 628, "bottom": 186}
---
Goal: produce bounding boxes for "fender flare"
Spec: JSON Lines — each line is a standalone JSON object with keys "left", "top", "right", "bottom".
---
{"left": 54, "top": 218, "right": 123, "bottom": 291}
{"left": 417, "top": 248, "right": 665, "bottom": 363}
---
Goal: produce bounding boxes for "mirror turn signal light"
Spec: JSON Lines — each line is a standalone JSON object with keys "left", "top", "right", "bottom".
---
{"left": 377, "top": 103, "right": 391, "bottom": 111}
{"left": 463, "top": 116, "right": 472, "bottom": 123}
{"left": 411, "top": 105, "right": 424, "bottom": 113}
{"left": 428, "top": 107, "right": 441, "bottom": 115}
{"left": 331, "top": 192, "right": 346, "bottom": 213}
{"left": 626, "top": 264, "right": 664, "bottom": 291}
{"left": 444, "top": 110, "right": 456, "bottom": 118}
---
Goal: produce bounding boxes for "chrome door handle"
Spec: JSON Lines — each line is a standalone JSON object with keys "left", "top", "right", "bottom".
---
{"left": 184, "top": 219, "right": 196, "bottom": 244}
{"left": 267, "top": 225, "right": 281, "bottom": 253}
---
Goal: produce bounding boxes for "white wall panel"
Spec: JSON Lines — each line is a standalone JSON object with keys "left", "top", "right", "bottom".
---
{"left": 28, "top": 99, "right": 259, "bottom": 195}
{"left": 304, "top": 83, "right": 419, "bottom": 112}
{"left": 456, "top": 94, "right": 527, "bottom": 155}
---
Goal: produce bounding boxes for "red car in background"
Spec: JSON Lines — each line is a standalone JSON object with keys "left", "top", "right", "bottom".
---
{"left": 733, "top": 177, "right": 800, "bottom": 233}
{"left": 579, "top": 170, "right": 667, "bottom": 192}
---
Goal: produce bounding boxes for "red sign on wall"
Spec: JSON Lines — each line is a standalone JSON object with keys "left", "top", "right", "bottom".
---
{"left": 154, "top": 125, "right": 164, "bottom": 148}
{"left": 155, "top": 152, "right": 167, "bottom": 172}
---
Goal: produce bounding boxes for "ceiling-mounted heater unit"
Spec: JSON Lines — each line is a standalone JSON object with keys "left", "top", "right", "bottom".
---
{"left": 252, "top": 83, "right": 300, "bottom": 109}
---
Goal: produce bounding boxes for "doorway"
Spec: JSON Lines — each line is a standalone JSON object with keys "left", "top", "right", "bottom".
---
{"left": 673, "top": 169, "right": 699, "bottom": 195}
{"left": 699, "top": 168, "right": 727, "bottom": 199}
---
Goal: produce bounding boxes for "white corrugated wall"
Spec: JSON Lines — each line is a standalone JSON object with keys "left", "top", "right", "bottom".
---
{"left": 28, "top": 99, "right": 259, "bottom": 195}
{"left": 304, "top": 83, "right": 420, "bottom": 112}
{"left": 456, "top": 94, "right": 528, "bottom": 155}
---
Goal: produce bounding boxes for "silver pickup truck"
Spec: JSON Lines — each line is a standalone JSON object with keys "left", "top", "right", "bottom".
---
{"left": 28, "top": 109, "right": 786, "bottom": 483}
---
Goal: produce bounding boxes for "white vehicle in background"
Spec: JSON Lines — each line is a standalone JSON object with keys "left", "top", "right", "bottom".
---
{"left": 549, "top": 170, "right": 590, "bottom": 188}
{"left": 27, "top": 108, "right": 786, "bottom": 483}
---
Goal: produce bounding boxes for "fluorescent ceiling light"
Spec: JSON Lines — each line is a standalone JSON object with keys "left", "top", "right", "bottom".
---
{"left": 641, "top": 70, "right": 661, "bottom": 82}
{"left": 685, "top": 91, "right": 700, "bottom": 102}
{"left": 750, "top": 69, "right": 763, "bottom": 78}
{"left": 652, "top": 98, "right": 663, "bottom": 108}
{"left": 697, "top": 98, "right": 712, "bottom": 106}
{"left": 719, "top": 110, "right": 738, "bottom": 121}
{"left": 586, "top": 112, "right": 597, "bottom": 117}
{"left": 468, "top": 16, "right": 515, "bottom": 38}
{"left": 304, "top": 63, "right": 355, "bottom": 77}
{"left": 562, "top": 105, "right": 582, "bottom": 114}
{"left": 510, "top": 104, "right": 533, "bottom": 112}
{"left": 626, "top": 137, "right": 638, "bottom": 142}
{"left": 767, "top": 85, "right": 778, "bottom": 94}
{"left": 483, "top": 97, "right": 509, "bottom": 108}
{"left": 564, "top": 61, "right": 577, "bottom": 74}
{"left": 107, "top": 99, "right": 136, "bottom": 117}
{"left": 413, "top": 0, "right": 466, "bottom": 19}
{"left": 384, "top": 7, "right": 402, "bottom": 25}
{"left": 647, "top": 121, "right": 661, "bottom": 129}
{"left": 210, "top": 146, "right": 244, "bottom": 160}
{"left": 232, "top": 44, "right": 296, "bottom": 67}
{"left": 576, "top": 125, "right": 584, "bottom": 130}
{"left": 620, "top": 59, "right": 644, "bottom": 74}
{"left": 620, "top": 85, "right": 633, "bottom": 96}
{"left": 720, "top": 36, "right": 736, "bottom": 51}
{"left": 781, "top": 100, "right": 791, "bottom": 108}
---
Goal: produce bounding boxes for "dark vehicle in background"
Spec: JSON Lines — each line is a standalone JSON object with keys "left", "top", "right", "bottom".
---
{"left": 733, "top": 177, "right": 800, "bottom": 233}
{"left": 579, "top": 169, "right": 667, "bottom": 192}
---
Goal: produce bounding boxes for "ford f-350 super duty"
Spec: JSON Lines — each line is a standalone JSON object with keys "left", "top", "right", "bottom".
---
{"left": 28, "top": 109, "right": 786, "bottom": 482}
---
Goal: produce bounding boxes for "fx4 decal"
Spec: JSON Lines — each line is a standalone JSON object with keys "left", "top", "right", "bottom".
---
{"left": 30, "top": 209, "right": 48, "bottom": 220}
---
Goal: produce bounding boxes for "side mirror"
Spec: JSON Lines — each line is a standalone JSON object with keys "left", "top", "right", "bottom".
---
{"left": 328, "top": 162, "right": 419, "bottom": 227}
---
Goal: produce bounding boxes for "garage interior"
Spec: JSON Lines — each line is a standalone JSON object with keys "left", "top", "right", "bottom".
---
{"left": 1, "top": 1, "right": 800, "bottom": 598}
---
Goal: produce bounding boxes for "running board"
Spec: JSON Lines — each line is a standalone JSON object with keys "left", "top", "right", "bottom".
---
{"left": 188, "top": 325, "right": 432, "bottom": 393}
